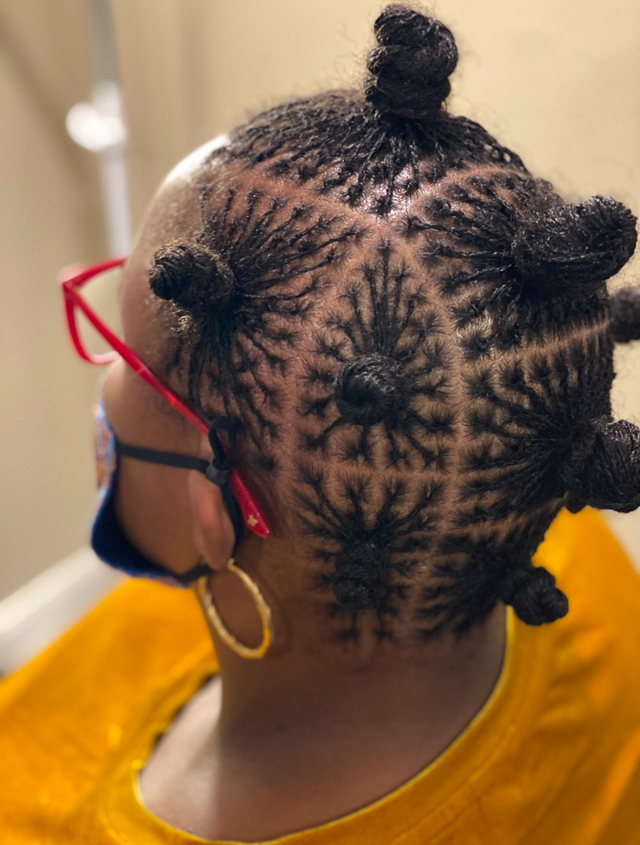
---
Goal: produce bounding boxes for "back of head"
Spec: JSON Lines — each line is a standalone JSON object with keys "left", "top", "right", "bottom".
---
{"left": 148, "top": 4, "right": 640, "bottom": 641}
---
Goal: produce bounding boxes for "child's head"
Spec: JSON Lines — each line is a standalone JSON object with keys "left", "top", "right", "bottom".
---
{"left": 119, "top": 5, "right": 640, "bottom": 642}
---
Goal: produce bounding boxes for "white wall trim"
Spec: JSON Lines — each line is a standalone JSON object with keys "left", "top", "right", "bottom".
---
{"left": 0, "top": 548, "right": 124, "bottom": 675}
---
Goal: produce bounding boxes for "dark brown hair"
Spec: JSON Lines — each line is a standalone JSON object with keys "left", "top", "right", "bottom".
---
{"left": 148, "top": 5, "right": 639, "bottom": 641}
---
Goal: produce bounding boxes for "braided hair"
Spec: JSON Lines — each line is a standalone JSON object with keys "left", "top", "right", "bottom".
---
{"left": 148, "top": 5, "right": 639, "bottom": 641}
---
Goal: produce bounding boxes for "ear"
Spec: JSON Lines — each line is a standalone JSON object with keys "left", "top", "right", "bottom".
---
{"left": 188, "top": 468, "right": 236, "bottom": 572}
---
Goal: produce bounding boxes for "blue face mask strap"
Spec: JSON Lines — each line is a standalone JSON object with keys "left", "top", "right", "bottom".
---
{"left": 114, "top": 416, "right": 246, "bottom": 578}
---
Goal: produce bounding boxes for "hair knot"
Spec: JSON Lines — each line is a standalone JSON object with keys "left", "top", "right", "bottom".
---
{"left": 333, "top": 577, "right": 376, "bottom": 610}
{"left": 512, "top": 196, "right": 637, "bottom": 293}
{"left": 499, "top": 564, "right": 568, "bottom": 626}
{"left": 333, "top": 544, "right": 386, "bottom": 610}
{"left": 335, "top": 354, "right": 409, "bottom": 426}
{"left": 610, "top": 287, "right": 640, "bottom": 343}
{"left": 364, "top": 5, "right": 458, "bottom": 121}
{"left": 149, "top": 241, "right": 236, "bottom": 318}
{"left": 562, "top": 417, "right": 640, "bottom": 514}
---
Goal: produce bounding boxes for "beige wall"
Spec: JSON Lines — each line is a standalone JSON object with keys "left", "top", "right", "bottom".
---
{"left": 2, "top": 0, "right": 639, "bottom": 597}
{"left": 0, "top": 0, "right": 104, "bottom": 598}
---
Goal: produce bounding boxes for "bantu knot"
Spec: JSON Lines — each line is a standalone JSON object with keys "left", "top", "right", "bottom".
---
{"left": 333, "top": 544, "right": 386, "bottom": 610}
{"left": 333, "top": 571, "right": 376, "bottom": 611}
{"left": 364, "top": 5, "right": 458, "bottom": 121}
{"left": 149, "top": 241, "right": 236, "bottom": 319}
{"left": 499, "top": 563, "right": 568, "bottom": 626}
{"left": 562, "top": 417, "right": 640, "bottom": 514}
{"left": 610, "top": 287, "right": 640, "bottom": 343}
{"left": 335, "top": 354, "right": 409, "bottom": 426}
{"left": 512, "top": 196, "right": 637, "bottom": 293}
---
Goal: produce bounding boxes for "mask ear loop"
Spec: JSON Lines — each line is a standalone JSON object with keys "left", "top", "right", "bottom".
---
{"left": 205, "top": 417, "right": 246, "bottom": 548}
{"left": 115, "top": 416, "right": 246, "bottom": 586}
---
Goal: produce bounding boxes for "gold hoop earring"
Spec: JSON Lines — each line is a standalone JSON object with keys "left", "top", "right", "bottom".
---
{"left": 195, "top": 560, "right": 273, "bottom": 660}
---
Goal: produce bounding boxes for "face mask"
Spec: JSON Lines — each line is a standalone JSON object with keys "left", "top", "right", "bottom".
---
{"left": 91, "top": 396, "right": 245, "bottom": 586}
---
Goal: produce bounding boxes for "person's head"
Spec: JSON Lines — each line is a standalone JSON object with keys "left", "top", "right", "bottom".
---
{"left": 104, "top": 5, "right": 640, "bottom": 648}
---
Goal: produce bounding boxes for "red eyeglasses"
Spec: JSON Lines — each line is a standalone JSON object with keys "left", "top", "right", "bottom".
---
{"left": 59, "top": 257, "right": 271, "bottom": 539}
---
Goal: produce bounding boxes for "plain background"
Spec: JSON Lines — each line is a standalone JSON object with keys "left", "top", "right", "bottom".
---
{"left": 1, "top": 0, "right": 639, "bottom": 598}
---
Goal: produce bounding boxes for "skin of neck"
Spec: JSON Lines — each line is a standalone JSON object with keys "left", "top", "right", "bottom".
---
{"left": 212, "top": 527, "right": 507, "bottom": 732}
{"left": 212, "top": 577, "right": 507, "bottom": 780}
{"left": 146, "top": 533, "right": 507, "bottom": 841}
{"left": 143, "top": 508, "right": 507, "bottom": 840}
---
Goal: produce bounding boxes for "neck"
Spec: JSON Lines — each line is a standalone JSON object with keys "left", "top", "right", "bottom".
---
{"left": 210, "top": 537, "right": 508, "bottom": 756}
{"left": 197, "top": 600, "right": 507, "bottom": 840}
{"left": 142, "top": 566, "right": 507, "bottom": 842}
{"left": 214, "top": 602, "right": 507, "bottom": 764}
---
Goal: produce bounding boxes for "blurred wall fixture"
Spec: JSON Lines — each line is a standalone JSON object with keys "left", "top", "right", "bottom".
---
{"left": 66, "top": 0, "right": 131, "bottom": 257}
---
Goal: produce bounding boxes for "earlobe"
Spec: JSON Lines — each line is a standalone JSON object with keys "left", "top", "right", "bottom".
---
{"left": 188, "top": 469, "right": 236, "bottom": 572}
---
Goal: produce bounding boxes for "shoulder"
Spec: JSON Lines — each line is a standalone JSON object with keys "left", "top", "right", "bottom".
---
{"left": 526, "top": 508, "right": 640, "bottom": 783}
{"left": 0, "top": 578, "right": 215, "bottom": 833}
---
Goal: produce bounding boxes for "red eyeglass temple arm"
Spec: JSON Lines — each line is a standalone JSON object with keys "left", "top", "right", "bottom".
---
{"left": 60, "top": 260, "right": 270, "bottom": 539}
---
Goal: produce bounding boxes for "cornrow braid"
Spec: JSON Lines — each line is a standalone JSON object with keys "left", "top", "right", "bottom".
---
{"left": 149, "top": 5, "right": 639, "bottom": 639}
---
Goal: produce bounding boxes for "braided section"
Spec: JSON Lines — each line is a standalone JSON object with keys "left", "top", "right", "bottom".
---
{"left": 499, "top": 564, "right": 568, "bottom": 626}
{"left": 149, "top": 241, "right": 236, "bottom": 317}
{"left": 512, "top": 196, "right": 637, "bottom": 293}
{"left": 562, "top": 418, "right": 640, "bottom": 514}
{"left": 365, "top": 5, "right": 458, "bottom": 120}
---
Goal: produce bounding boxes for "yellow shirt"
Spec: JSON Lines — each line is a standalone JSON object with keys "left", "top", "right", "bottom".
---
{"left": 1, "top": 508, "right": 639, "bottom": 844}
